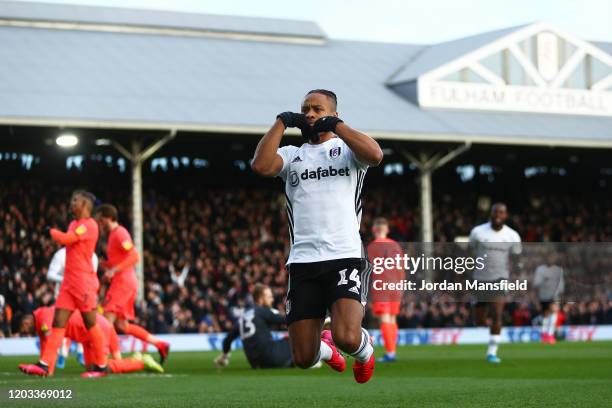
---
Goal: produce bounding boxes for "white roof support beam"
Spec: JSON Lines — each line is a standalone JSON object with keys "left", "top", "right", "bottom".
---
{"left": 468, "top": 62, "right": 506, "bottom": 85}
{"left": 550, "top": 49, "right": 587, "bottom": 88}
{"left": 592, "top": 73, "right": 612, "bottom": 91}
{"left": 509, "top": 44, "right": 547, "bottom": 87}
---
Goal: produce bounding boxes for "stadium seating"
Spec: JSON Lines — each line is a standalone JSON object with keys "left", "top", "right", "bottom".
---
{"left": 1, "top": 179, "right": 611, "bottom": 337}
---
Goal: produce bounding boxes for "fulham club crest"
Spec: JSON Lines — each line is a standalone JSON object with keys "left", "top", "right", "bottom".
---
{"left": 329, "top": 147, "right": 341, "bottom": 159}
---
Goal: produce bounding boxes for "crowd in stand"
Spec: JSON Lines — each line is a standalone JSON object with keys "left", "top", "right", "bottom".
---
{"left": 1, "top": 175, "right": 612, "bottom": 337}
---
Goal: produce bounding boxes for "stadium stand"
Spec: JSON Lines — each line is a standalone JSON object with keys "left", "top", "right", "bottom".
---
{"left": 1, "top": 168, "right": 611, "bottom": 337}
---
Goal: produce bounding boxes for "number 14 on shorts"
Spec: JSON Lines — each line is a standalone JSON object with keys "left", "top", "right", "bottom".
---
{"left": 338, "top": 268, "right": 361, "bottom": 294}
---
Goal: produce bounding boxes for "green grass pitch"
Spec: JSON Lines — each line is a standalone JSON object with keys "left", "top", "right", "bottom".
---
{"left": 1, "top": 342, "right": 611, "bottom": 407}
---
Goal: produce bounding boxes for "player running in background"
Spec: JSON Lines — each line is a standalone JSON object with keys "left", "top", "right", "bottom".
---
{"left": 19, "top": 191, "right": 109, "bottom": 377}
{"left": 95, "top": 204, "right": 170, "bottom": 364}
{"left": 32, "top": 306, "right": 163, "bottom": 377}
{"left": 367, "top": 217, "right": 404, "bottom": 362}
{"left": 215, "top": 284, "right": 293, "bottom": 369}
{"left": 469, "top": 203, "right": 522, "bottom": 364}
{"left": 46, "top": 247, "right": 98, "bottom": 368}
{"left": 534, "top": 250, "right": 564, "bottom": 344}
{"left": 252, "top": 89, "right": 383, "bottom": 383}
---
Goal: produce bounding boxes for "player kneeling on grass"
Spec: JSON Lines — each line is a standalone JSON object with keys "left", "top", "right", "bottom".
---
{"left": 215, "top": 284, "right": 293, "bottom": 369}
{"left": 29, "top": 306, "right": 163, "bottom": 378}
{"left": 251, "top": 89, "right": 383, "bottom": 383}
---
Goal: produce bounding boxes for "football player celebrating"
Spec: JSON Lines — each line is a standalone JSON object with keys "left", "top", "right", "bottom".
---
{"left": 252, "top": 89, "right": 383, "bottom": 383}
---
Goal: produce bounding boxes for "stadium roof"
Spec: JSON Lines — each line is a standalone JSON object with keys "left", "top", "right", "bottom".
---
{"left": 1, "top": 1, "right": 612, "bottom": 148}
{"left": 0, "top": 0, "right": 325, "bottom": 41}
{"left": 386, "top": 24, "right": 532, "bottom": 85}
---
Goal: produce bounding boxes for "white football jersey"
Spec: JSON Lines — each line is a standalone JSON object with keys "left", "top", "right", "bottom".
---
{"left": 47, "top": 248, "right": 99, "bottom": 283}
{"left": 469, "top": 222, "right": 522, "bottom": 281}
{"left": 534, "top": 264, "right": 564, "bottom": 301}
{"left": 277, "top": 137, "right": 368, "bottom": 264}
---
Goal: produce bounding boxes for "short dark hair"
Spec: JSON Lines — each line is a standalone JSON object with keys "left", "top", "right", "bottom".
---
{"left": 373, "top": 217, "right": 388, "bottom": 227}
{"left": 72, "top": 190, "right": 96, "bottom": 207}
{"left": 306, "top": 89, "right": 338, "bottom": 109}
{"left": 253, "top": 283, "right": 268, "bottom": 303}
{"left": 491, "top": 202, "right": 507, "bottom": 213}
{"left": 94, "top": 204, "right": 118, "bottom": 221}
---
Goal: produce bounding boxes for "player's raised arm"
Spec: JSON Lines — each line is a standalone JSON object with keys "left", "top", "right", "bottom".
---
{"left": 48, "top": 227, "right": 79, "bottom": 246}
{"left": 252, "top": 113, "right": 306, "bottom": 177}
{"left": 309, "top": 113, "right": 382, "bottom": 166}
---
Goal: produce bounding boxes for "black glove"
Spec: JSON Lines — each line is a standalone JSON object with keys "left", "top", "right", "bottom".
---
{"left": 277, "top": 112, "right": 316, "bottom": 142}
{"left": 311, "top": 116, "right": 343, "bottom": 134}
{"left": 276, "top": 112, "right": 307, "bottom": 129}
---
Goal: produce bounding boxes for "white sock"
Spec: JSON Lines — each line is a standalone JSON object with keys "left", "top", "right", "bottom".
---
{"left": 349, "top": 328, "right": 374, "bottom": 363}
{"left": 319, "top": 340, "right": 333, "bottom": 361}
{"left": 548, "top": 313, "right": 557, "bottom": 336}
{"left": 308, "top": 341, "right": 333, "bottom": 367}
{"left": 60, "top": 339, "right": 69, "bottom": 357}
{"left": 487, "top": 334, "right": 500, "bottom": 356}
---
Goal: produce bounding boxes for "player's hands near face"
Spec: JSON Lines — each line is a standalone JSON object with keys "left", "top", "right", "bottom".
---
{"left": 276, "top": 112, "right": 307, "bottom": 129}
{"left": 214, "top": 353, "right": 230, "bottom": 368}
{"left": 276, "top": 112, "right": 314, "bottom": 141}
{"left": 311, "top": 116, "right": 343, "bottom": 134}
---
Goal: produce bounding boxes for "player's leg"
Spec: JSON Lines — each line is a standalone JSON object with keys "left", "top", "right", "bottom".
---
{"left": 41, "top": 308, "right": 73, "bottom": 372}
{"left": 474, "top": 302, "right": 498, "bottom": 363}
{"left": 118, "top": 318, "right": 170, "bottom": 363}
{"left": 105, "top": 277, "right": 170, "bottom": 363}
{"left": 546, "top": 303, "right": 558, "bottom": 344}
{"left": 390, "top": 311, "right": 399, "bottom": 355}
{"left": 56, "top": 336, "right": 71, "bottom": 369}
{"left": 105, "top": 353, "right": 163, "bottom": 374}
{"left": 540, "top": 301, "right": 551, "bottom": 343}
{"left": 330, "top": 299, "right": 373, "bottom": 358}
{"left": 377, "top": 302, "right": 399, "bottom": 362}
{"left": 259, "top": 337, "right": 294, "bottom": 369}
{"left": 106, "top": 358, "right": 144, "bottom": 374}
{"left": 326, "top": 258, "right": 374, "bottom": 383}
{"left": 82, "top": 342, "right": 95, "bottom": 371}
{"left": 19, "top": 289, "right": 76, "bottom": 376}
{"left": 330, "top": 299, "right": 374, "bottom": 383}
{"left": 81, "top": 309, "right": 109, "bottom": 372}
{"left": 474, "top": 302, "right": 489, "bottom": 326}
{"left": 487, "top": 299, "right": 504, "bottom": 363}
{"left": 76, "top": 342, "right": 85, "bottom": 366}
{"left": 19, "top": 307, "right": 73, "bottom": 376}
{"left": 286, "top": 262, "right": 339, "bottom": 370}
{"left": 288, "top": 318, "right": 325, "bottom": 368}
